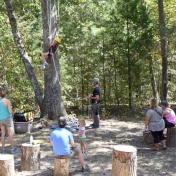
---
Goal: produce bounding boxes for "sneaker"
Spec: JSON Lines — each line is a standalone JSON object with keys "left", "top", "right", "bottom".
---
{"left": 84, "top": 152, "right": 88, "bottom": 155}
{"left": 90, "top": 123, "right": 95, "bottom": 126}
{"left": 82, "top": 165, "right": 90, "bottom": 172}
{"left": 44, "top": 61, "right": 48, "bottom": 65}
{"left": 11, "top": 148, "right": 19, "bottom": 154}
{"left": 1, "top": 149, "right": 6, "bottom": 154}
{"left": 41, "top": 65, "right": 45, "bottom": 69}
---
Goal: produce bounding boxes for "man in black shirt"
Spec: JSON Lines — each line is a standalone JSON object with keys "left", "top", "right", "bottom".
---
{"left": 87, "top": 78, "right": 100, "bottom": 128}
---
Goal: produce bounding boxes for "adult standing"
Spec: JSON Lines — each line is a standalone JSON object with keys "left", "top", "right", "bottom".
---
{"left": 50, "top": 117, "right": 90, "bottom": 172}
{"left": 160, "top": 101, "right": 176, "bottom": 128}
{"left": 0, "top": 89, "right": 19, "bottom": 154}
{"left": 144, "top": 98, "right": 166, "bottom": 151}
{"left": 87, "top": 78, "right": 100, "bottom": 129}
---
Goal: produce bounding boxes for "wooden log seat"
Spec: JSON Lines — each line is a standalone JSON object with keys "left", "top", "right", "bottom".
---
{"left": 54, "top": 155, "right": 70, "bottom": 176}
{"left": 21, "top": 143, "right": 40, "bottom": 171}
{"left": 0, "top": 154, "right": 15, "bottom": 176}
{"left": 166, "top": 126, "right": 176, "bottom": 147}
{"left": 143, "top": 131, "right": 154, "bottom": 144}
{"left": 112, "top": 145, "right": 137, "bottom": 176}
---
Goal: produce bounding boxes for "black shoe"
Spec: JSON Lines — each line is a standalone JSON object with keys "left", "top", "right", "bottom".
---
{"left": 82, "top": 165, "right": 90, "bottom": 172}
{"left": 90, "top": 123, "right": 95, "bottom": 126}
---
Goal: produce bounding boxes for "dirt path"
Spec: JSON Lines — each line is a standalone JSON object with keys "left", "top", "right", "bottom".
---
{"left": 1, "top": 119, "right": 176, "bottom": 176}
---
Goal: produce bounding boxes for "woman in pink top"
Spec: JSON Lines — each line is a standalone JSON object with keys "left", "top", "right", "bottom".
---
{"left": 160, "top": 101, "right": 176, "bottom": 128}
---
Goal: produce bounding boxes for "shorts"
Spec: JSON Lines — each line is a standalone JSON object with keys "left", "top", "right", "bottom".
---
{"left": 0, "top": 116, "right": 13, "bottom": 127}
{"left": 79, "top": 138, "right": 86, "bottom": 141}
{"left": 54, "top": 147, "right": 80, "bottom": 158}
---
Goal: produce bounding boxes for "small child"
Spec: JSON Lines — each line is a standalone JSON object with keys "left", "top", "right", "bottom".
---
{"left": 78, "top": 118, "right": 87, "bottom": 155}
{"left": 41, "top": 36, "right": 61, "bottom": 69}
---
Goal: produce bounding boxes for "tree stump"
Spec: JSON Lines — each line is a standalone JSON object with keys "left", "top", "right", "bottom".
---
{"left": 112, "top": 145, "right": 137, "bottom": 176}
{"left": 21, "top": 143, "right": 40, "bottom": 171}
{"left": 143, "top": 131, "right": 154, "bottom": 144}
{"left": 0, "top": 154, "right": 15, "bottom": 176}
{"left": 54, "top": 156, "right": 70, "bottom": 176}
{"left": 166, "top": 126, "right": 176, "bottom": 147}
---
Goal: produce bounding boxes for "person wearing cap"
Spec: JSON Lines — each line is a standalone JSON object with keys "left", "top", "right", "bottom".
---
{"left": 160, "top": 101, "right": 176, "bottom": 128}
{"left": 144, "top": 98, "right": 166, "bottom": 151}
{"left": 41, "top": 36, "right": 61, "bottom": 69}
{"left": 50, "top": 117, "right": 90, "bottom": 172}
{"left": 0, "top": 89, "right": 19, "bottom": 154}
{"left": 87, "top": 78, "right": 100, "bottom": 129}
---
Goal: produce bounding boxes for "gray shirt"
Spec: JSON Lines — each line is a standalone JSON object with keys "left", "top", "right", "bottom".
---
{"left": 146, "top": 106, "right": 165, "bottom": 131}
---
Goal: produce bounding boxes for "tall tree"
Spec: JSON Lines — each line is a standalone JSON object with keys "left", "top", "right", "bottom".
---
{"left": 158, "top": 0, "right": 168, "bottom": 100}
{"left": 4, "top": 0, "right": 67, "bottom": 119}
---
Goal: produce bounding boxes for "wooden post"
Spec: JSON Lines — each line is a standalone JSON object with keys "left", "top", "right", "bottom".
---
{"left": 21, "top": 143, "right": 40, "bottom": 171}
{"left": 112, "top": 145, "right": 137, "bottom": 176}
{"left": 54, "top": 156, "right": 70, "bottom": 176}
{"left": 143, "top": 131, "right": 154, "bottom": 144}
{"left": 0, "top": 155, "right": 15, "bottom": 176}
{"left": 166, "top": 126, "right": 176, "bottom": 147}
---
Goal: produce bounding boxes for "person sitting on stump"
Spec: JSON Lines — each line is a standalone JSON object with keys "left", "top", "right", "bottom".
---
{"left": 50, "top": 116, "right": 90, "bottom": 172}
{"left": 160, "top": 101, "right": 176, "bottom": 128}
{"left": 41, "top": 36, "right": 61, "bottom": 69}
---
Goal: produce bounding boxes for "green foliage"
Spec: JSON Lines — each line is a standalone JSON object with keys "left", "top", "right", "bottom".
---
{"left": 2, "top": 0, "right": 176, "bottom": 115}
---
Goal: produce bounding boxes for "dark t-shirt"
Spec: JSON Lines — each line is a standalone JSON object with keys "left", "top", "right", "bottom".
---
{"left": 91, "top": 87, "right": 100, "bottom": 104}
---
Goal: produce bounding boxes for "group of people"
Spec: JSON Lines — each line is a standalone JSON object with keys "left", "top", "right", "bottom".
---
{"left": 50, "top": 78, "right": 101, "bottom": 172}
{"left": 0, "top": 78, "right": 100, "bottom": 172}
{"left": 144, "top": 98, "right": 176, "bottom": 151}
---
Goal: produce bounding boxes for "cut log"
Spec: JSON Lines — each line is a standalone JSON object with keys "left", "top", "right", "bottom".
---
{"left": 54, "top": 156, "right": 70, "bottom": 176}
{"left": 143, "top": 131, "right": 154, "bottom": 144}
{"left": 166, "top": 126, "right": 176, "bottom": 147}
{"left": 112, "top": 145, "right": 137, "bottom": 176}
{"left": 0, "top": 154, "right": 15, "bottom": 176}
{"left": 21, "top": 143, "right": 40, "bottom": 171}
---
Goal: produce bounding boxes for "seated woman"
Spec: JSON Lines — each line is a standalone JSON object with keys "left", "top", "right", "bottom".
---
{"left": 160, "top": 101, "right": 176, "bottom": 128}
{"left": 144, "top": 98, "right": 166, "bottom": 151}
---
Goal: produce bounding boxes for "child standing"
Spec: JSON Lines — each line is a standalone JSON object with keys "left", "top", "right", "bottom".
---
{"left": 78, "top": 118, "right": 87, "bottom": 155}
{"left": 41, "top": 36, "right": 61, "bottom": 69}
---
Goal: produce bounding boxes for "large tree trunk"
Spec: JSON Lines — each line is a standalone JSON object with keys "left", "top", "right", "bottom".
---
{"left": 4, "top": 0, "right": 43, "bottom": 113}
{"left": 149, "top": 57, "right": 159, "bottom": 100}
{"left": 41, "top": 0, "right": 67, "bottom": 119}
{"left": 158, "top": 0, "right": 168, "bottom": 100}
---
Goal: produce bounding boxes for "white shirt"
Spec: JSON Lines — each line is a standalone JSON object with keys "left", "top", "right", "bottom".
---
{"left": 79, "top": 126, "right": 86, "bottom": 138}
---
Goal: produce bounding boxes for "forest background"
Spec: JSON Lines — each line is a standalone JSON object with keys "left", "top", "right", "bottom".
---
{"left": 1, "top": 0, "right": 176, "bottom": 118}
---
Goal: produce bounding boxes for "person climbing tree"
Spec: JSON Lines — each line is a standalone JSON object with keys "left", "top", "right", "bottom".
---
{"left": 41, "top": 36, "right": 61, "bottom": 69}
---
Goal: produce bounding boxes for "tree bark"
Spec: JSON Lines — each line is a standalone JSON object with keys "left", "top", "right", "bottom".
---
{"left": 21, "top": 143, "right": 40, "bottom": 171}
{"left": 4, "top": 0, "right": 43, "bottom": 112}
{"left": 149, "top": 57, "right": 159, "bottom": 100}
{"left": 166, "top": 126, "right": 176, "bottom": 147}
{"left": 54, "top": 156, "right": 70, "bottom": 176}
{"left": 0, "top": 155, "right": 15, "bottom": 176}
{"left": 41, "top": 0, "right": 67, "bottom": 119}
{"left": 112, "top": 145, "right": 137, "bottom": 176}
{"left": 143, "top": 131, "right": 154, "bottom": 144}
{"left": 158, "top": 0, "right": 168, "bottom": 100}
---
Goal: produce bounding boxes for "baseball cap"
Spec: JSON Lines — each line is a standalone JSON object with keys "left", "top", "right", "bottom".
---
{"left": 93, "top": 78, "right": 99, "bottom": 83}
{"left": 58, "top": 116, "right": 67, "bottom": 126}
{"left": 160, "top": 101, "right": 168, "bottom": 106}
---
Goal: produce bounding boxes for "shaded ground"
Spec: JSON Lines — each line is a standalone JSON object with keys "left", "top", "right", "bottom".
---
{"left": 1, "top": 119, "right": 176, "bottom": 176}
